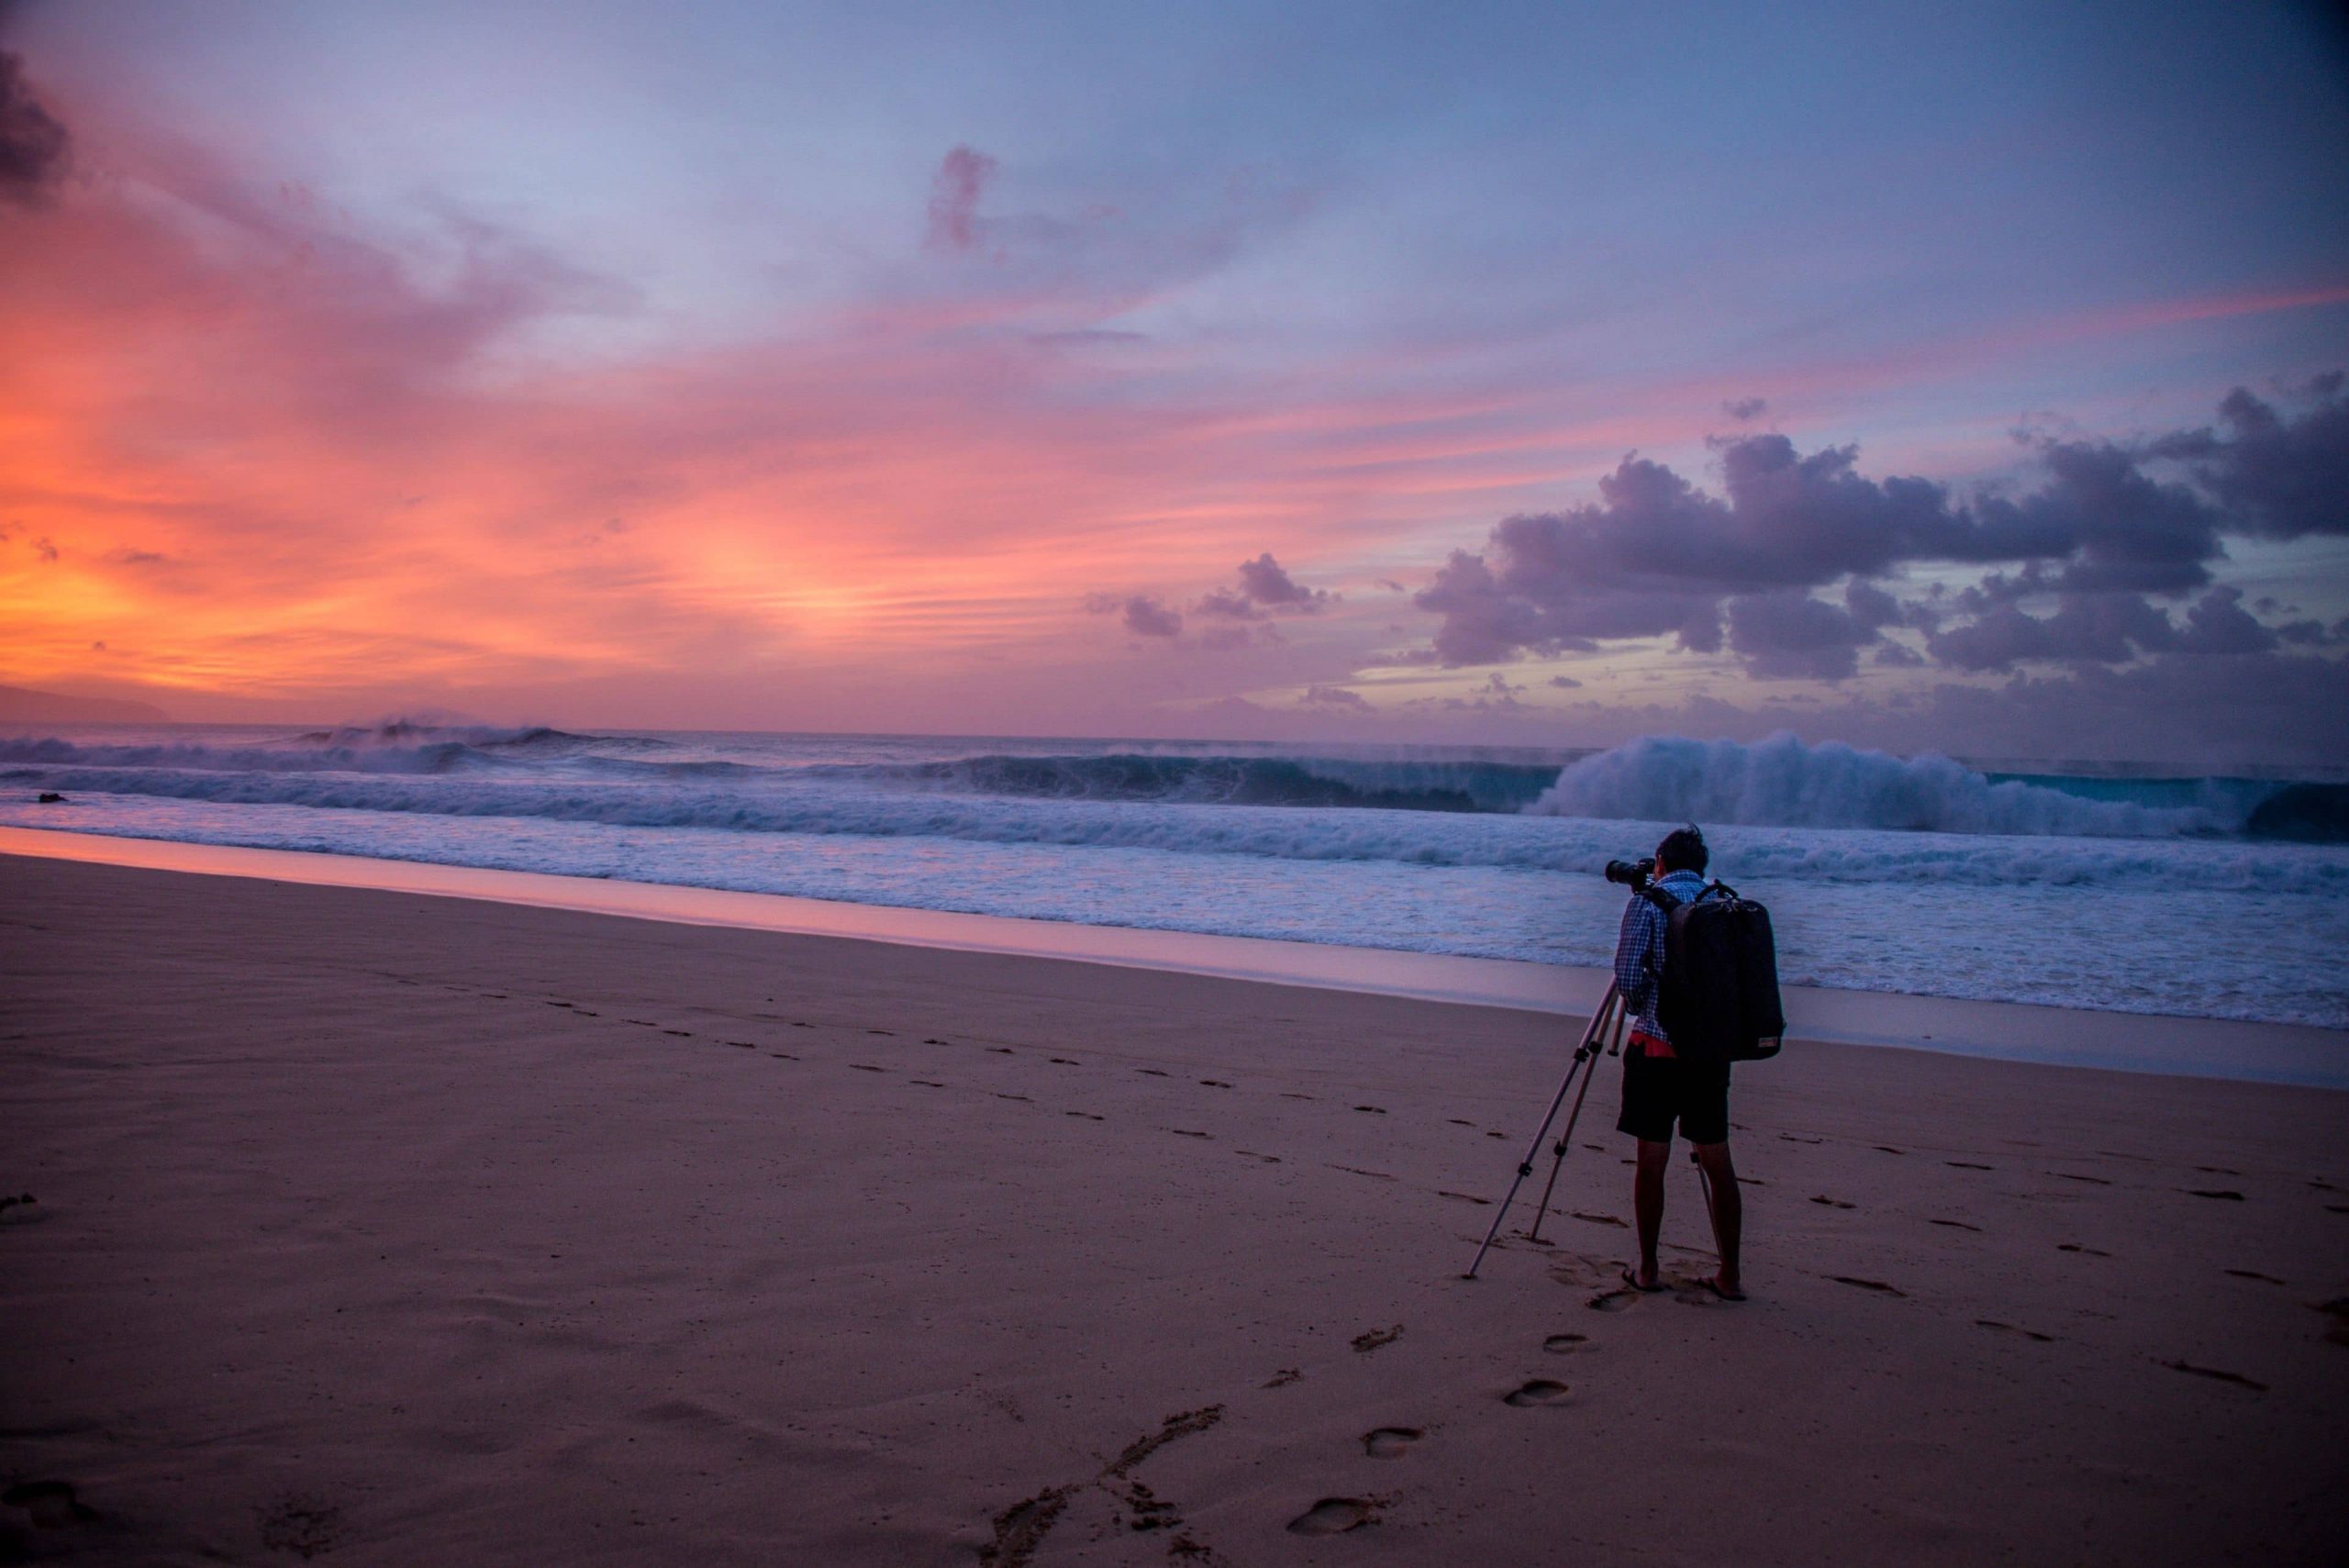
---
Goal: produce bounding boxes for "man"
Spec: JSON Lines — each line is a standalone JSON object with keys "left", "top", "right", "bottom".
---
{"left": 1611, "top": 824, "right": 1744, "bottom": 1301}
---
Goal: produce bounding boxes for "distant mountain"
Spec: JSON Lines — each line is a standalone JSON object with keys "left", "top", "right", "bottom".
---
{"left": 0, "top": 684, "right": 170, "bottom": 723}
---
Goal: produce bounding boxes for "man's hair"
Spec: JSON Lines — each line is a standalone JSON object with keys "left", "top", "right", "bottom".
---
{"left": 1656, "top": 824, "right": 1708, "bottom": 874}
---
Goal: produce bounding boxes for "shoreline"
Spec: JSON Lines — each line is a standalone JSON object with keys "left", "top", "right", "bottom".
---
{"left": 4, "top": 823, "right": 2343, "bottom": 1087}
{"left": 2, "top": 851, "right": 2343, "bottom": 1564}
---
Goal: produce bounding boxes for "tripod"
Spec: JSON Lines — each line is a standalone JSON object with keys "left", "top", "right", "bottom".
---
{"left": 1464, "top": 984, "right": 1631, "bottom": 1280}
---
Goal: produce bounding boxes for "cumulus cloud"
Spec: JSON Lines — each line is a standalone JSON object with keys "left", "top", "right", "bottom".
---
{"left": 2149, "top": 374, "right": 2349, "bottom": 542}
{"left": 1196, "top": 552, "right": 1334, "bottom": 618}
{"left": 926, "top": 145, "right": 997, "bottom": 253}
{"left": 0, "top": 50, "right": 69, "bottom": 206}
{"left": 1300, "top": 683, "right": 1370, "bottom": 709}
{"left": 1236, "top": 552, "right": 1331, "bottom": 611}
{"left": 1413, "top": 379, "right": 2349, "bottom": 679}
{"left": 1722, "top": 396, "right": 1767, "bottom": 422}
{"left": 1084, "top": 591, "right": 1182, "bottom": 637}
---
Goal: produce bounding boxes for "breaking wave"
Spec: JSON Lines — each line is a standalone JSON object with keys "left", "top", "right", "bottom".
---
{"left": 1525, "top": 732, "right": 2317, "bottom": 839}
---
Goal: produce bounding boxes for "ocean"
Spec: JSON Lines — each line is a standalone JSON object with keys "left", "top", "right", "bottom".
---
{"left": 3, "top": 724, "right": 2345, "bottom": 1032}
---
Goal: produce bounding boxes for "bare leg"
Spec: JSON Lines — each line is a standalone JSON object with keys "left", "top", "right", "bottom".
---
{"left": 1631, "top": 1139, "right": 1671, "bottom": 1287}
{"left": 1691, "top": 1140, "right": 1743, "bottom": 1298}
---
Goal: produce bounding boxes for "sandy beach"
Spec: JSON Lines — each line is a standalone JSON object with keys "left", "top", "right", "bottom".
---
{"left": 4, "top": 851, "right": 2345, "bottom": 1566}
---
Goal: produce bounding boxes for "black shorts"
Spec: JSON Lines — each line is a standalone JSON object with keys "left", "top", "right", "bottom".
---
{"left": 1617, "top": 1050, "right": 1731, "bottom": 1146}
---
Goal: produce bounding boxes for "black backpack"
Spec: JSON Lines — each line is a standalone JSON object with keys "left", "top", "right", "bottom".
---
{"left": 1643, "top": 881, "right": 1785, "bottom": 1062}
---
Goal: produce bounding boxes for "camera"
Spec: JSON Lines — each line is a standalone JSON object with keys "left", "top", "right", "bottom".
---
{"left": 1603, "top": 857, "right": 1653, "bottom": 889}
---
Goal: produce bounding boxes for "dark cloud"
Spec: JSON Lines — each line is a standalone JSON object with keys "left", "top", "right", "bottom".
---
{"left": 925, "top": 145, "right": 996, "bottom": 253}
{"left": 0, "top": 50, "right": 69, "bottom": 206}
{"left": 1193, "top": 587, "right": 1260, "bottom": 620}
{"left": 1925, "top": 591, "right": 2178, "bottom": 670}
{"left": 1083, "top": 592, "right": 1182, "bottom": 637}
{"left": 1235, "top": 552, "right": 1332, "bottom": 611}
{"left": 1300, "top": 683, "right": 1370, "bottom": 709}
{"left": 1548, "top": 674, "right": 1583, "bottom": 688}
{"left": 2149, "top": 374, "right": 2349, "bottom": 542}
{"left": 1414, "top": 379, "right": 2348, "bottom": 679}
{"left": 1193, "top": 552, "right": 1334, "bottom": 620}
{"left": 1722, "top": 396, "right": 1767, "bottom": 422}
{"left": 1725, "top": 591, "right": 1880, "bottom": 680}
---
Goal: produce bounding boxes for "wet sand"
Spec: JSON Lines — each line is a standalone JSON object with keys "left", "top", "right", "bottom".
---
{"left": 3, "top": 852, "right": 2345, "bottom": 1564}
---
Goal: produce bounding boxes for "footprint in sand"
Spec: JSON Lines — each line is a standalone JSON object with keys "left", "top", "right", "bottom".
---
{"left": 2313, "top": 1299, "right": 2349, "bottom": 1346}
{"left": 849, "top": 1063, "right": 887, "bottom": 1073}
{"left": 1542, "top": 1333, "right": 1588, "bottom": 1352}
{"left": 1976, "top": 1319, "right": 2055, "bottom": 1342}
{"left": 2197, "top": 1165, "right": 2241, "bottom": 1176}
{"left": 2224, "top": 1269, "right": 2286, "bottom": 1284}
{"left": 988, "top": 1047, "right": 1014, "bottom": 1054}
{"left": 3, "top": 1480, "right": 97, "bottom": 1528}
{"left": 727, "top": 1040, "right": 757, "bottom": 1050}
{"left": 2053, "top": 1173, "right": 2111, "bottom": 1185}
{"left": 1352, "top": 1326, "right": 1404, "bottom": 1353}
{"left": 1780, "top": 1134, "right": 1824, "bottom": 1145}
{"left": 1287, "top": 1498, "right": 1375, "bottom": 1536}
{"left": 1570, "top": 1210, "right": 1629, "bottom": 1229}
{"left": 1362, "top": 1427, "right": 1422, "bottom": 1458}
{"left": 1138, "top": 1068, "right": 1169, "bottom": 1077}
{"left": 1810, "top": 1195, "right": 1856, "bottom": 1209}
{"left": 2058, "top": 1242, "right": 2111, "bottom": 1257}
{"left": 2187, "top": 1189, "right": 2245, "bottom": 1201}
{"left": 1449, "top": 1118, "right": 1476, "bottom": 1128}
{"left": 769, "top": 1052, "right": 798, "bottom": 1061}
{"left": 1281, "top": 1092, "right": 1315, "bottom": 1101}
{"left": 1946, "top": 1162, "right": 1994, "bottom": 1171}
{"left": 868, "top": 1029, "right": 896, "bottom": 1037}
{"left": 2163, "top": 1359, "right": 2266, "bottom": 1392}
{"left": 1436, "top": 1191, "right": 1491, "bottom": 1206}
{"left": 1353, "top": 1105, "right": 1388, "bottom": 1115}
{"left": 1873, "top": 1146, "right": 1906, "bottom": 1156}
{"left": 1234, "top": 1150, "right": 1282, "bottom": 1163}
{"left": 908, "top": 1080, "right": 946, "bottom": 1088}
{"left": 1062, "top": 1110, "right": 1104, "bottom": 1120}
{"left": 1173, "top": 1129, "right": 1211, "bottom": 1139}
{"left": 662, "top": 1029, "right": 694, "bottom": 1038}
{"left": 1831, "top": 1276, "right": 1906, "bottom": 1296}
{"left": 1199, "top": 1079, "right": 1231, "bottom": 1088}
{"left": 1504, "top": 1380, "right": 1570, "bottom": 1407}
{"left": 1929, "top": 1219, "right": 1983, "bottom": 1232}
{"left": 1262, "top": 1368, "right": 1302, "bottom": 1388}
{"left": 1049, "top": 1058, "right": 1081, "bottom": 1066}
{"left": 1586, "top": 1289, "right": 1639, "bottom": 1313}
{"left": 996, "top": 1093, "right": 1032, "bottom": 1103}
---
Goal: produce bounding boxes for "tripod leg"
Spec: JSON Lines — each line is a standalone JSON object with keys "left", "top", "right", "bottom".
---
{"left": 1464, "top": 985, "right": 1619, "bottom": 1280}
{"left": 1525, "top": 991, "right": 1620, "bottom": 1243}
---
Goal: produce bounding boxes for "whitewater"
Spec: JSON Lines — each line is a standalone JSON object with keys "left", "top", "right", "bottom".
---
{"left": 3, "top": 724, "right": 2344, "bottom": 1030}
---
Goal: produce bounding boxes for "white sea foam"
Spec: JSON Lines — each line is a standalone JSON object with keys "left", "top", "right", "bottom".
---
{"left": 1530, "top": 732, "right": 2222, "bottom": 836}
{"left": 5, "top": 723, "right": 2346, "bottom": 1034}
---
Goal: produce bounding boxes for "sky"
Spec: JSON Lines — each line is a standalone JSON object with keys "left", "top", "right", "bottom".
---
{"left": 3, "top": 0, "right": 2346, "bottom": 763}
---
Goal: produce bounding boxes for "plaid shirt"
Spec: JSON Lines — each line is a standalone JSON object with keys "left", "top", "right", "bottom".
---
{"left": 1612, "top": 870, "right": 1709, "bottom": 1041}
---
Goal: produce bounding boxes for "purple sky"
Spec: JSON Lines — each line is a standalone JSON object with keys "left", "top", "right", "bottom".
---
{"left": 3, "top": 0, "right": 2346, "bottom": 762}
